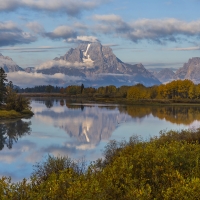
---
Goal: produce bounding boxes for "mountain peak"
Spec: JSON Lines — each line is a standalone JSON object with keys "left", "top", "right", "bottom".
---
{"left": 174, "top": 57, "right": 200, "bottom": 83}
{"left": 154, "top": 68, "right": 175, "bottom": 83}
{"left": 0, "top": 53, "right": 24, "bottom": 72}
{"left": 37, "top": 41, "right": 160, "bottom": 86}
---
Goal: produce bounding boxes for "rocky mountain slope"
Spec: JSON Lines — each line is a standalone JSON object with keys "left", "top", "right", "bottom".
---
{"left": 153, "top": 68, "right": 175, "bottom": 83}
{"left": 24, "top": 67, "right": 35, "bottom": 73}
{"left": 36, "top": 42, "right": 161, "bottom": 86}
{"left": 0, "top": 53, "right": 24, "bottom": 72}
{"left": 174, "top": 57, "right": 200, "bottom": 83}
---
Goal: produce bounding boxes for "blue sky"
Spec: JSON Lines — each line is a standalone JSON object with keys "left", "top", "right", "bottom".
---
{"left": 1, "top": 0, "right": 200, "bottom": 70}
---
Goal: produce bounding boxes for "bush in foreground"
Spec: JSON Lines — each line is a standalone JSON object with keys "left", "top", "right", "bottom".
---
{"left": 1, "top": 129, "right": 200, "bottom": 199}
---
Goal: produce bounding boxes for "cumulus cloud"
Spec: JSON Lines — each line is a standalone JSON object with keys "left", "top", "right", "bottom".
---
{"left": 77, "top": 35, "right": 99, "bottom": 42}
{"left": 35, "top": 59, "right": 93, "bottom": 70}
{"left": 26, "top": 21, "right": 44, "bottom": 34}
{"left": 74, "top": 22, "right": 88, "bottom": 30}
{"left": 45, "top": 25, "right": 77, "bottom": 40}
{"left": 7, "top": 71, "right": 84, "bottom": 87}
{"left": 93, "top": 15, "right": 200, "bottom": 43}
{"left": 128, "top": 18, "right": 200, "bottom": 42}
{"left": 0, "top": 21, "right": 36, "bottom": 46}
{"left": 0, "top": 0, "right": 108, "bottom": 17}
{"left": 66, "top": 35, "right": 99, "bottom": 43}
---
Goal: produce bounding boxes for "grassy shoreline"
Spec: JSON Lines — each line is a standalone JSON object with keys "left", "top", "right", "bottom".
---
{"left": 0, "top": 109, "right": 34, "bottom": 120}
{"left": 20, "top": 93, "right": 200, "bottom": 106}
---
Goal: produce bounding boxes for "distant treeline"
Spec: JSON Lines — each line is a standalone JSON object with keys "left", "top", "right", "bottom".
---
{"left": 127, "top": 79, "right": 200, "bottom": 100}
{"left": 19, "top": 79, "right": 200, "bottom": 100}
{"left": 19, "top": 85, "right": 62, "bottom": 93}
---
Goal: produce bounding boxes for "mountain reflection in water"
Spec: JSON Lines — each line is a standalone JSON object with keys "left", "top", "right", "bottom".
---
{"left": 1, "top": 98, "right": 200, "bottom": 181}
{"left": 33, "top": 98, "right": 200, "bottom": 150}
{"left": 34, "top": 99, "right": 129, "bottom": 147}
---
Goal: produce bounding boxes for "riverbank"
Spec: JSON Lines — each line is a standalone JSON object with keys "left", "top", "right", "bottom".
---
{"left": 0, "top": 109, "right": 34, "bottom": 119}
{"left": 20, "top": 93, "right": 200, "bottom": 106}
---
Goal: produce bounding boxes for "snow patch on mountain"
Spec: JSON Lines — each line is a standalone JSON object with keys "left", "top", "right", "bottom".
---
{"left": 82, "top": 43, "right": 94, "bottom": 65}
{"left": 84, "top": 43, "right": 91, "bottom": 56}
{"left": 0, "top": 53, "right": 24, "bottom": 72}
{"left": 0, "top": 57, "right": 16, "bottom": 67}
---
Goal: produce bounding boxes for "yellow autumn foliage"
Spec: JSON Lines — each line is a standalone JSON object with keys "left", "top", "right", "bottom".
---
{"left": 1, "top": 128, "right": 200, "bottom": 199}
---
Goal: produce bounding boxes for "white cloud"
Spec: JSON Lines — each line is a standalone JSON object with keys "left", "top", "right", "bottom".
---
{"left": 77, "top": 36, "right": 99, "bottom": 43}
{"left": 93, "top": 16, "right": 200, "bottom": 43}
{"left": 7, "top": 71, "right": 83, "bottom": 87}
{"left": 0, "top": 21, "right": 36, "bottom": 46}
{"left": 26, "top": 21, "right": 44, "bottom": 34}
{"left": 0, "top": 0, "right": 108, "bottom": 17}
{"left": 0, "top": 21, "right": 19, "bottom": 30}
{"left": 45, "top": 25, "right": 77, "bottom": 39}
{"left": 74, "top": 22, "right": 88, "bottom": 30}
{"left": 66, "top": 35, "right": 99, "bottom": 43}
{"left": 129, "top": 18, "right": 200, "bottom": 41}
{"left": 35, "top": 60, "right": 93, "bottom": 70}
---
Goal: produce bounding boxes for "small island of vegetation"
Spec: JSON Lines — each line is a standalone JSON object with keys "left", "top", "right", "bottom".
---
{"left": 0, "top": 68, "right": 33, "bottom": 119}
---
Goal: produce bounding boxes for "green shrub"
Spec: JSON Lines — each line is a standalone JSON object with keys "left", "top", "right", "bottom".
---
{"left": 1, "top": 129, "right": 200, "bottom": 199}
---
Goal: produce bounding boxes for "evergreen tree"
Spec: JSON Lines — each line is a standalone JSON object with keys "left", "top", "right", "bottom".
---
{"left": 45, "top": 85, "right": 54, "bottom": 93}
{"left": 0, "top": 68, "right": 7, "bottom": 105}
{"left": 81, "top": 83, "right": 84, "bottom": 94}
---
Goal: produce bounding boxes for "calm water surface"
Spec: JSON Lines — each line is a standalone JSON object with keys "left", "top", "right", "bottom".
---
{"left": 1, "top": 98, "right": 200, "bottom": 181}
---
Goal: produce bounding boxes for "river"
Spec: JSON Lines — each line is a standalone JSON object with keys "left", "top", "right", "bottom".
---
{"left": 0, "top": 98, "right": 200, "bottom": 181}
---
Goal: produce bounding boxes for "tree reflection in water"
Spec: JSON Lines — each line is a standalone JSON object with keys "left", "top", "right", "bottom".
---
{"left": 120, "top": 106, "right": 200, "bottom": 125}
{"left": 45, "top": 99, "right": 54, "bottom": 108}
{"left": 0, "top": 119, "right": 31, "bottom": 150}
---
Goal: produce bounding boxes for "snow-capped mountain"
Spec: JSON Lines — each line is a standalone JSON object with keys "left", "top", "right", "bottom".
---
{"left": 152, "top": 68, "right": 175, "bottom": 83}
{"left": 36, "top": 42, "right": 161, "bottom": 86}
{"left": 24, "top": 67, "right": 35, "bottom": 73}
{"left": 0, "top": 53, "right": 24, "bottom": 72}
{"left": 174, "top": 57, "right": 200, "bottom": 83}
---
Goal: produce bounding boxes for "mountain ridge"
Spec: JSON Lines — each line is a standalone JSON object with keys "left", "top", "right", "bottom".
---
{"left": 3, "top": 46, "right": 200, "bottom": 86}
{"left": 36, "top": 42, "right": 160, "bottom": 86}
{"left": 174, "top": 57, "right": 200, "bottom": 83}
{"left": 0, "top": 53, "right": 24, "bottom": 72}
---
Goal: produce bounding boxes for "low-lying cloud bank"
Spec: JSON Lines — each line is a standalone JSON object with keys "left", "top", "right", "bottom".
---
{"left": 35, "top": 59, "right": 93, "bottom": 70}
{"left": 7, "top": 71, "right": 84, "bottom": 88}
